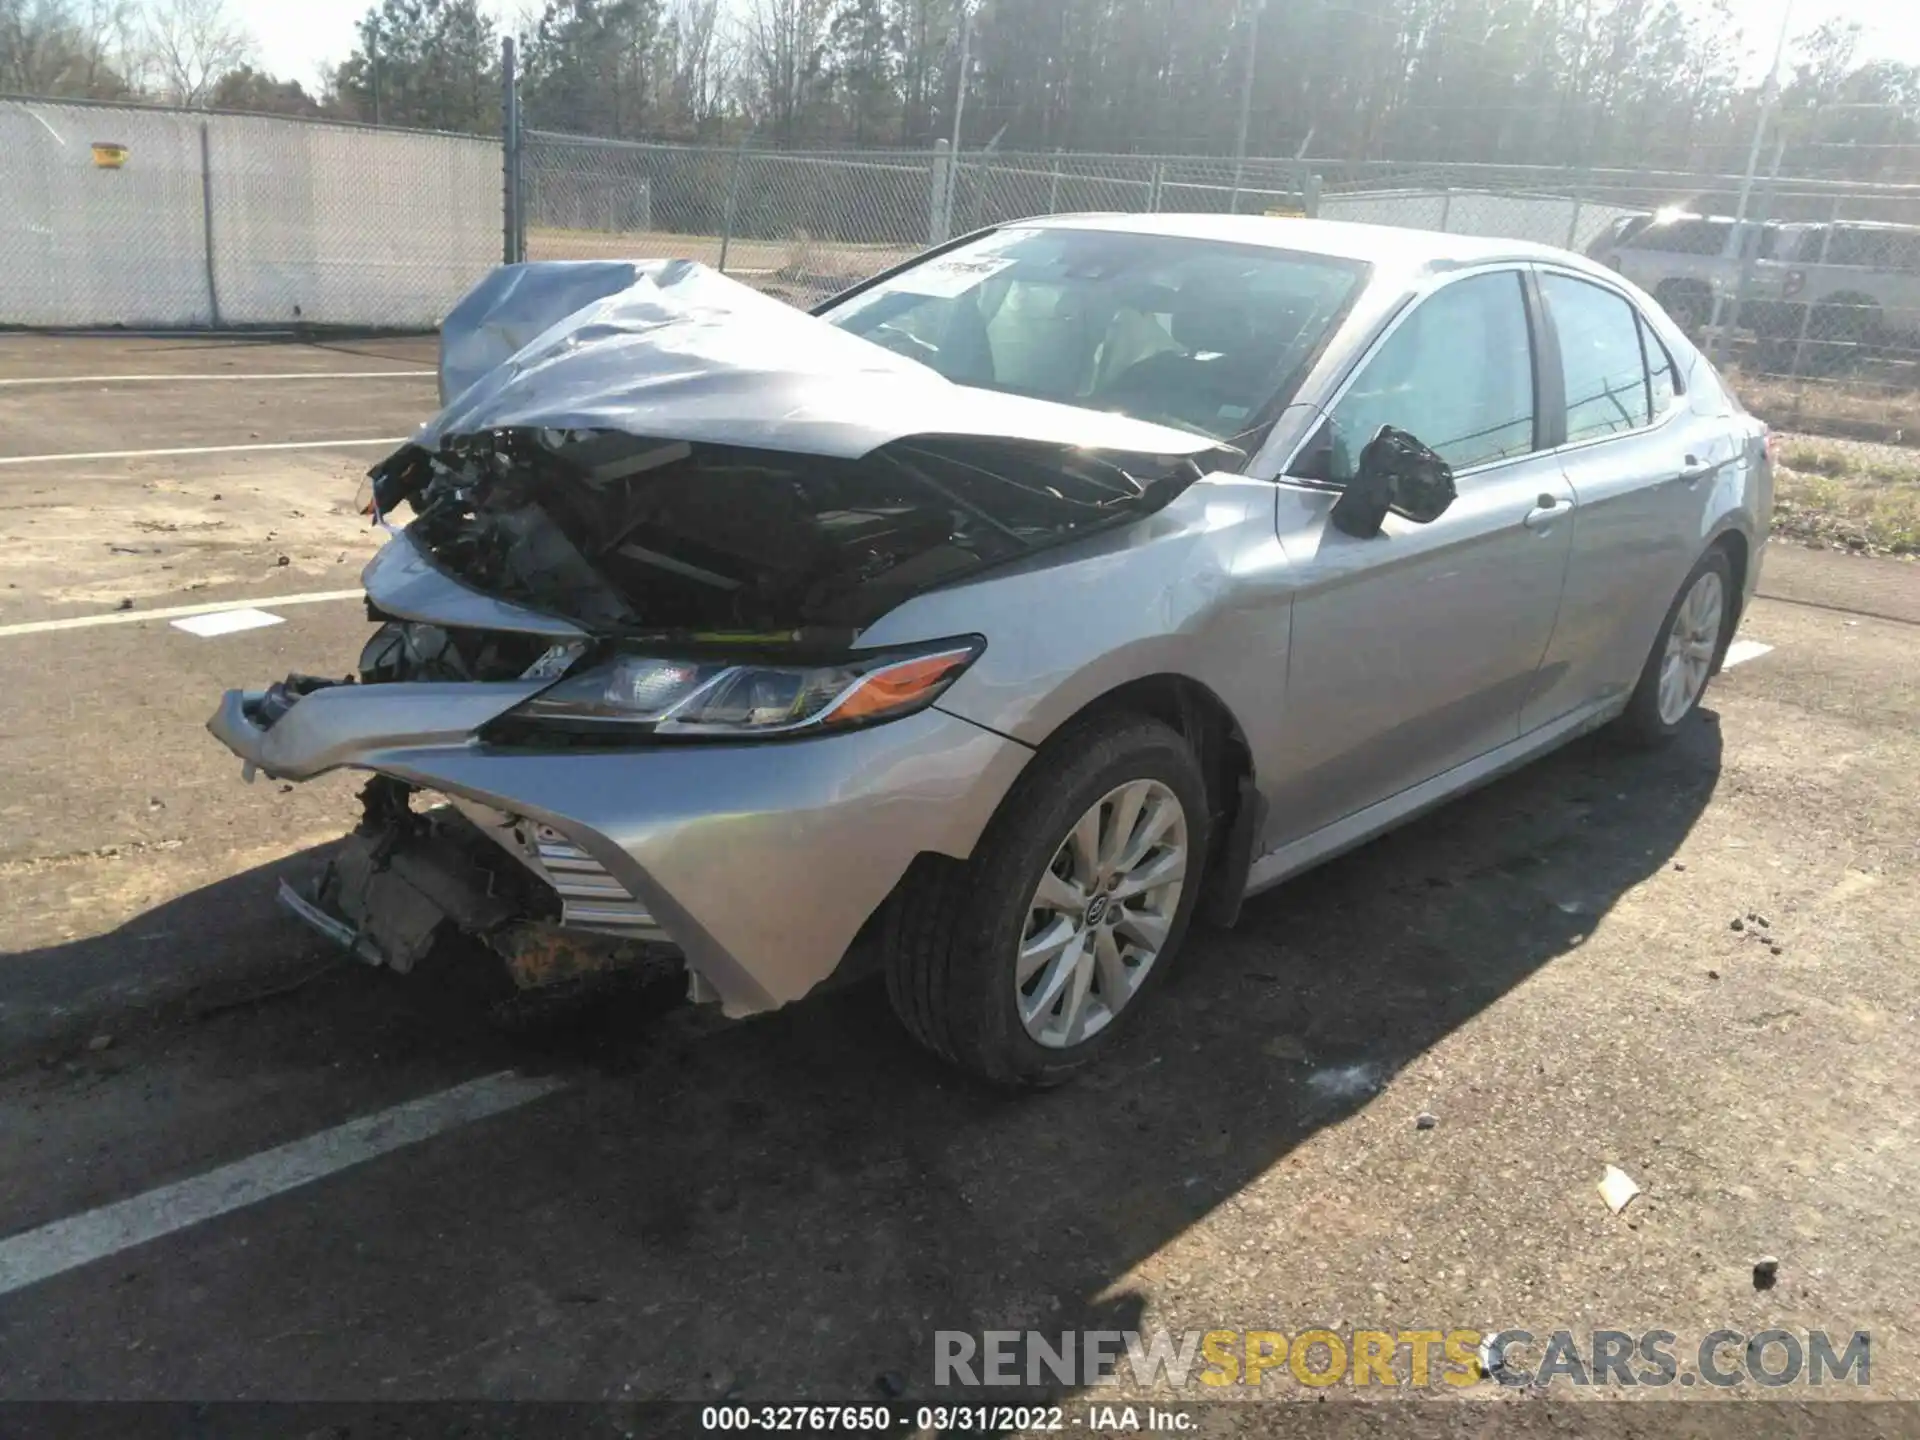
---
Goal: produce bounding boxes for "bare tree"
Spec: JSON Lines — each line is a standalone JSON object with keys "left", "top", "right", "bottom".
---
{"left": 142, "top": 0, "right": 252, "bottom": 107}
{"left": 1, "top": 0, "right": 136, "bottom": 95}
{"left": 668, "top": 0, "right": 731, "bottom": 131}
{"left": 740, "top": 0, "right": 832, "bottom": 141}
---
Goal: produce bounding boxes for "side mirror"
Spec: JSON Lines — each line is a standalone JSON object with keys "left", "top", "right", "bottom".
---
{"left": 1329, "top": 425, "right": 1457, "bottom": 539}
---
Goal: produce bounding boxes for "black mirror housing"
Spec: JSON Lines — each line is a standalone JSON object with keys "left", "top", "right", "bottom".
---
{"left": 1329, "top": 425, "right": 1456, "bottom": 538}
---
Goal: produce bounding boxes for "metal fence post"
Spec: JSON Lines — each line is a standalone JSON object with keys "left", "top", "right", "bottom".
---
{"left": 1048, "top": 149, "right": 1062, "bottom": 214}
{"left": 930, "top": 138, "right": 951, "bottom": 244}
{"left": 1788, "top": 194, "right": 1840, "bottom": 392}
{"left": 1303, "top": 170, "right": 1321, "bottom": 217}
{"left": 718, "top": 136, "right": 747, "bottom": 272}
{"left": 1564, "top": 181, "right": 1585, "bottom": 250}
{"left": 1713, "top": 134, "right": 1784, "bottom": 369}
{"left": 500, "top": 38, "right": 523, "bottom": 264}
{"left": 198, "top": 121, "right": 221, "bottom": 327}
{"left": 1149, "top": 161, "right": 1164, "bottom": 213}
{"left": 1438, "top": 187, "right": 1453, "bottom": 231}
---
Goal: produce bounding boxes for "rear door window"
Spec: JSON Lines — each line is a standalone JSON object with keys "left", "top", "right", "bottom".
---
{"left": 1542, "top": 273, "right": 1652, "bottom": 442}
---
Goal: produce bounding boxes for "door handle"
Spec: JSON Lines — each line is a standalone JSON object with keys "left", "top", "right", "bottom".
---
{"left": 1679, "top": 453, "right": 1716, "bottom": 485}
{"left": 1524, "top": 493, "right": 1569, "bottom": 531}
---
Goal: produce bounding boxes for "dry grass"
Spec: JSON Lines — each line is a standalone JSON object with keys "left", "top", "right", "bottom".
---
{"left": 526, "top": 226, "right": 915, "bottom": 282}
{"left": 1773, "top": 436, "right": 1920, "bottom": 557}
{"left": 1731, "top": 368, "right": 1920, "bottom": 447}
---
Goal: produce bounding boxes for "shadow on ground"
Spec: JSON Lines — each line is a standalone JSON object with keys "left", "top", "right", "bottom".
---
{"left": 0, "top": 715, "right": 1722, "bottom": 1401}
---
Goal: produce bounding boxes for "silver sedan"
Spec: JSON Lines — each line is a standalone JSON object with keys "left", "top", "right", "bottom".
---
{"left": 209, "top": 214, "right": 1772, "bottom": 1085}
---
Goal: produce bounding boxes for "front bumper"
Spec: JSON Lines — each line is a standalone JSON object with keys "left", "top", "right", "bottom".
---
{"left": 209, "top": 683, "right": 1033, "bottom": 1016}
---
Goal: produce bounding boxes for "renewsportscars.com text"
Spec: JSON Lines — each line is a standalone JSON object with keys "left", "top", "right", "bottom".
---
{"left": 934, "top": 1327, "right": 1871, "bottom": 1389}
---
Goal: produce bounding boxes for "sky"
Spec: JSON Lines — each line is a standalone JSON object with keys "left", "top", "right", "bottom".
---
{"left": 246, "top": 0, "right": 523, "bottom": 94}
{"left": 242, "top": 0, "right": 1920, "bottom": 98}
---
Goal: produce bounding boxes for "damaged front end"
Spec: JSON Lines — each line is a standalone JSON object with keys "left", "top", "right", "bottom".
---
{"left": 283, "top": 772, "right": 680, "bottom": 1004}
{"left": 213, "top": 259, "right": 1235, "bottom": 1020}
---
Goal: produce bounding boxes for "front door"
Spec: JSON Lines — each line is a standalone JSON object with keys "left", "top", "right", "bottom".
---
{"left": 1263, "top": 267, "right": 1576, "bottom": 848}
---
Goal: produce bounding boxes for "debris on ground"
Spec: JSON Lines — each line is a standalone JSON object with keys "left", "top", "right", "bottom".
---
{"left": 1731, "top": 917, "right": 1746, "bottom": 931}
{"left": 1753, "top": 1256, "right": 1780, "bottom": 1290}
{"left": 1305, "top": 1063, "right": 1383, "bottom": 1100}
{"left": 1478, "top": 1335, "right": 1512, "bottom": 1382}
{"left": 114, "top": 598, "right": 133, "bottom": 611}
{"left": 1707, "top": 969, "right": 1721, "bottom": 980}
{"left": 1263, "top": 1034, "right": 1309, "bottom": 1061}
{"left": 1598, "top": 1164, "right": 1642, "bottom": 1215}
{"left": 86, "top": 1034, "right": 114, "bottom": 1053}
{"left": 1415, "top": 1112, "right": 1438, "bottom": 1130}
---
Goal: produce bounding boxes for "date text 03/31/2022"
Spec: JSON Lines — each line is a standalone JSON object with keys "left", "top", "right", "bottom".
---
{"left": 699, "top": 1405, "right": 1194, "bottom": 1431}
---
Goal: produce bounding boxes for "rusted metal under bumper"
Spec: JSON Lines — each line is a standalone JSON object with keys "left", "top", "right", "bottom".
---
{"left": 279, "top": 807, "right": 682, "bottom": 994}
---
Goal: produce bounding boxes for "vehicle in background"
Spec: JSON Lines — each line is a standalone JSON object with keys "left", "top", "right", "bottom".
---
{"left": 1586, "top": 210, "right": 1787, "bottom": 336}
{"left": 1743, "top": 220, "right": 1920, "bottom": 370}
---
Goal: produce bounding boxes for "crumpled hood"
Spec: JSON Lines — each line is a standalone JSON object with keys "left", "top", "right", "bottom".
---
{"left": 423, "top": 258, "right": 1227, "bottom": 462}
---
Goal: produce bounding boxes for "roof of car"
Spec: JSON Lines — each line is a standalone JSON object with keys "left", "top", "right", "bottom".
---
{"left": 1024, "top": 211, "right": 1593, "bottom": 273}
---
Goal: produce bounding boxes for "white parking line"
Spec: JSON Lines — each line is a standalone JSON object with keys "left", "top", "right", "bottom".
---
{"left": 0, "top": 372, "right": 435, "bottom": 387}
{"left": 0, "top": 437, "right": 409, "bottom": 467}
{"left": 0, "top": 1071, "right": 568, "bottom": 1298}
{"left": 170, "top": 607, "right": 285, "bottom": 637}
{"left": 1722, "top": 640, "right": 1775, "bottom": 668}
{"left": 0, "top": 588, "right": 363, "bottom": 639}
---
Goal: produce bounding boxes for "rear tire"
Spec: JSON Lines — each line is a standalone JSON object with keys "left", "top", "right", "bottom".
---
{"left": 1654, "top": 279, "right": 1713, "bottom": 337}
{"left": 883, "top": 713, "right": 1210, "bottom": 1087}
{"left": 1615, "top": 547, "right": 1735, "bottom": 749}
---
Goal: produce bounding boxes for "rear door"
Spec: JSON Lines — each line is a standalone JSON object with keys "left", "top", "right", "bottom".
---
{"left": 1266, "top": 267, "right": 1577, "bottom": 846}
{"left": 1521, "top": 268, "right": 1736, "bottom": 729}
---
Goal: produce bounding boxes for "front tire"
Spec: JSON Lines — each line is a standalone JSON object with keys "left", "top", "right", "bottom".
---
{"left": 1616, "top": 547, "right": 1735, "bottom": 748}
{"left": 883, "top": 713, "right": 1210, "bottom": 1087}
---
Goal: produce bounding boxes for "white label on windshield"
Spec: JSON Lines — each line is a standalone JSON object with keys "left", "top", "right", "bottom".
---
{"left": 889, "top": 254, "right": 1015, "bottom": 299}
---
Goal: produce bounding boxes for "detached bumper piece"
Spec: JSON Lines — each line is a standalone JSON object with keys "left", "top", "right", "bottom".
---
{"left": 279, "top": 779, "right": 682, "bottom": 999}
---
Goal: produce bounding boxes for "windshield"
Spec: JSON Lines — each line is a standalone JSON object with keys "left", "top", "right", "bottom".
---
{"left": 818, "top": 227, "right": 1368, "bottom": 441}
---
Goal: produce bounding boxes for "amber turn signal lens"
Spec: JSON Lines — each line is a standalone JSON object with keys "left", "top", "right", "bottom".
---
{"left": 830, "top": 650, "right": 975, "bottom": 723}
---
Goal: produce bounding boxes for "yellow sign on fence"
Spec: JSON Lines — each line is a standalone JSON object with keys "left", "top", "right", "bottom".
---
{"left": 91, "top": 142, "right": 129, "bottom": 169}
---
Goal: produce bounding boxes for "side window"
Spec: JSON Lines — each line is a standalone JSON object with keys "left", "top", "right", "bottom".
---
{"left": 1640, "top": 314, "right": 1679, "bottom": 418}
{"left": 1543, "top": 273, "right": 1651, "bottom": 442}
{"left": 1324, "top": 270, "right": 1535, "bottom": 481}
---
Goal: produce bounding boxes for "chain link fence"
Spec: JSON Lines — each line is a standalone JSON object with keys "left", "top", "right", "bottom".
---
{"left": 0, "top": 97, "right": 503, "bottom": 329}
{"left": 5, "top": 91, "right": 1917, "bottom": 452}
{"left": 519, "top": 134, "right": 1920, "bottom": 446}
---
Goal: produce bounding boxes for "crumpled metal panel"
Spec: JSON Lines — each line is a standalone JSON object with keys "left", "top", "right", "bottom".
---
{"left": 437, "top": 259, "right": 644, "bottom": 406}
{"left": 419, "top": 257, "right": 1224, "bottom": 462}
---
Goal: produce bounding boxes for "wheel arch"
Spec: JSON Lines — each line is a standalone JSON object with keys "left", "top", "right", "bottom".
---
{"left": 1705, "top": 526, "right": 1750, "bottom": 670}
{"left": 1004, "top": 671, "right": 1262, "bottom": 928}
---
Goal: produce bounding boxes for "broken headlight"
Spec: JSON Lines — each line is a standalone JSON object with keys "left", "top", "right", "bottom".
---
{"left": 497, "top": 639, "right": 983, "bottom": 740}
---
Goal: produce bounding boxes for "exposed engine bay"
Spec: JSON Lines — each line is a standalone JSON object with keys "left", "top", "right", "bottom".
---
{"left": 365, "top": 429, "right": 1224, "bottom": 641}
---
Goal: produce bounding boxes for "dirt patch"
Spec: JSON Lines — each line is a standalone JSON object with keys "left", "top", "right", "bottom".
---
{"left": 1771, "top": 435, "right": 1920, "bottom": 558}
{"left": 0, "top": 454, "right": 385, "bottom": 616}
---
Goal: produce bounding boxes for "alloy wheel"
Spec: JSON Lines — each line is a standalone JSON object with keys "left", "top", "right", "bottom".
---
{"left": 1657, "top": 569, "right": 1725, "bottom": 726}
{"left": 1015, "top": 778, "right": 1188, "bottom": 1049}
